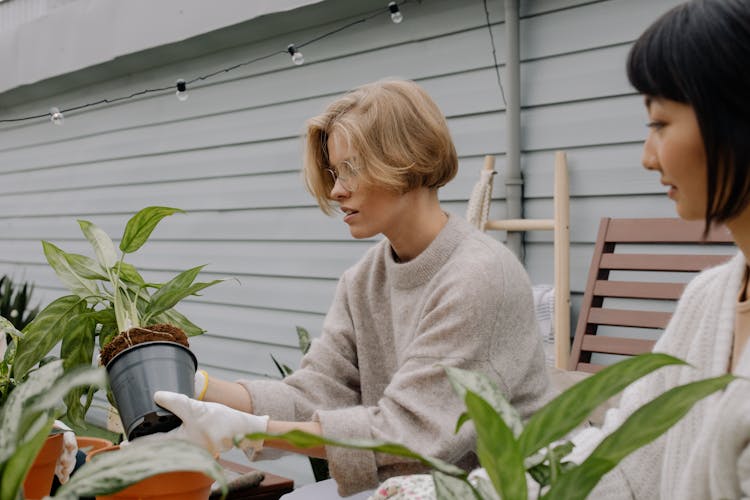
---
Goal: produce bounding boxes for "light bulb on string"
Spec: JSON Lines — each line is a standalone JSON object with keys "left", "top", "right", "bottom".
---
{"left": 388, "top": 2, "right": 403, "bottom": 23}
{"left": 49, "top": 107, "right": 64, "bottom": 126}
{"left": 287, "top": 44, "right": 305, "bottom": 65}
{"left": 175, "top": 79, "right": 189, "bottom": 101}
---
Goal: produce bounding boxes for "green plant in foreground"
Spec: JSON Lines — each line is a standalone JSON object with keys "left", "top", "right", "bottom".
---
{"left": 11, "top": 206, "right": 222, "bottom": 431}
{"left": 0, "top": 355, "right": 226, "bottom": 500}
{"left": 244, "top": 353, "right": 736, "bottom": 499}
{"left": 0, "top": 275, "right": 39, "bottom": 331}
{"left": 0, "top": 317, "right": 23, "bottom": 407}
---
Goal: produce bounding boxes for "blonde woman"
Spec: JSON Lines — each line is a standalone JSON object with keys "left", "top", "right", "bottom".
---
{"left": 152, "top": 79, "right": 550, "bottom": 498}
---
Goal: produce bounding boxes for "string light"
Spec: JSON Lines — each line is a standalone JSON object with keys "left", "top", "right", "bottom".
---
{"left": 49, "top": 107, "right": 64, "bottom": 126}
{"left": 388, "top": 2, "right": 403, "bottom": 24}
{"left": 175, "top": 79, "right": 189, "bottom": 101}
{"left": 287, "top": 44, "right": 305, "bottom": 66}
{"left": 482, "top": 0, "right": 507, "bottom": 107}
{"left": 0, "top": 1, "right": 408, "bottom": 125}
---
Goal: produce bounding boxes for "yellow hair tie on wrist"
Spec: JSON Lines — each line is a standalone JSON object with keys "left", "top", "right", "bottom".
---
{"left": 197, "top": 369, "right": 209, "bottom": 401}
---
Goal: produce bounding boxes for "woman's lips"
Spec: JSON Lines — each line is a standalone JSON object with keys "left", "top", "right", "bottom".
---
{"left": 342, "top": 208, "right": 358, "bottom": 223}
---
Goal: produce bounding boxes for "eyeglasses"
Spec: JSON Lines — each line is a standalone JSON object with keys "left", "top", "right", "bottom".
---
{"left": 325, "top": 159, "right": 360, "bottom": 192}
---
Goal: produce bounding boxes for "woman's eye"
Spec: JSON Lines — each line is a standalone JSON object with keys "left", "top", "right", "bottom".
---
{"left": 646, "top": 121, "right": 665, "bottom": 130}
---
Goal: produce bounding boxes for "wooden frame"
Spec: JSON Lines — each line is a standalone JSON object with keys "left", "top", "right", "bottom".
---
{"left": 569, "top": 217, "right": 734, "bottom": 372}
{"left": 481, "top": 152, "right": 570, "bottom": 369}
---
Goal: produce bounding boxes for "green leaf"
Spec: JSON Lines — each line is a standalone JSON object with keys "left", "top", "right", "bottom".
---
{"left": 113, "top": 285, "right": 132, "bottom": 332}
{"left": 0, "top": 360, "right": 64, "bottom": 463}
{"left": 28, "top": 366, "right": 108, "bottom": 414}
{"left": 78, "top": 220, "right": 118, "bottom": 270}
{"left": 119, "top": 206, "right": 185, "bottom": 254}
{"left": 0, "top": 415, "right": 54, "bottom": 500}
{"left": 150, "top": 308, "right": 204, "bottom": 337}
{"left": 465, "top": 391, "right": 527, "bottom": 500}
{"left": 271, "top": 355, "right": 294, "bottom": 378}
{"left": 84, "top": 308, "right": 118, "bottom": 328}
{"left": 53, "top": 440, "right": 226, "bottom": 499}
{"left": 545, "top": 374, "right": 736, "bottom": 500}
{"left": 445, "top": 366, "right": 523, "bottom": 437}
{"left": 471, "top": 475, "right": 498, "bottom": 500}
{"left": 42, "top": 241, "right": 100, "bottom": 299}
{"left": 113, "top": 262, "right": 146, "bottom": 287}
{"left": 519, "top": 353, "right": 688, "bottom": 458}
{"left": 63, "top": 252, "right": 108, "bottom": 281}
{"left": 296, "top": 326, "right": 312, "bottom": 354}
{"left": 98, "top": 324, "right": 119, "bottom": 351}
{"left": 0, "top": 317, "right": 22, "bottom": 342}
{"left": 433, "top": 471, "right": 480, "bottom": 500}
{"left": 243, "top": 430, "right": 467, "bottom": 478}
{"left": 143, "top": 266, "right": 222, "bottom": 322}
{"left": 59, "top": 313, "right": 98, "bottom": 428}
{"left": 13, "top": 296, "right": 87, "bottom": 380}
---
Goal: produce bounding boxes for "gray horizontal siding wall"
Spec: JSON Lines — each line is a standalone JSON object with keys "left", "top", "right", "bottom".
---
{"left": 0, "top": 0, "right": 685, "bottom": 485}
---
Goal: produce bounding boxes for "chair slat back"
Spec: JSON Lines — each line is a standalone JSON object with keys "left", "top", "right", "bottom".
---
{"left": 569, "top": 217, "right": 734, "bottom": 372}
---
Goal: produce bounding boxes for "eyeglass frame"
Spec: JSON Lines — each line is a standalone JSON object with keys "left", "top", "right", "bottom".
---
{"left": 324, "top": 159, "right": 361, "bottom": 192}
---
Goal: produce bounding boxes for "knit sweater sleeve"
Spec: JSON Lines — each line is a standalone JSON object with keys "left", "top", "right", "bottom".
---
{"left": 239, "top": 275, "right": 362, "bottom": 421}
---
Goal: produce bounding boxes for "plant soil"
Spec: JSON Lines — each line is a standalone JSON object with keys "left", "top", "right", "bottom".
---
{"left": 99, "top": 323, "right": 189, "bottom": 366}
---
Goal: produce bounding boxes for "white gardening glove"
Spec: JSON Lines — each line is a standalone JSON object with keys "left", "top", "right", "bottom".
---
{"left": 152, "top": 391, "right": 269, "bottom": 459}
{"left": 194, "top": 369, "right": 208, "bottom": 400}
{"left": 52, "top": 420, "right": 77, "bottom": 484}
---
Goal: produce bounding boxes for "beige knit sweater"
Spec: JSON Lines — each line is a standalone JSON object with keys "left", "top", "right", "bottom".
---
{"left": 242, "top": 214, "right": 550, "bottom": 496}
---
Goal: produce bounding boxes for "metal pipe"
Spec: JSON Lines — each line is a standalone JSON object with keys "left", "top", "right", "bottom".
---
{"left": 504, "top": 0, "right": 523, "bottom": 258}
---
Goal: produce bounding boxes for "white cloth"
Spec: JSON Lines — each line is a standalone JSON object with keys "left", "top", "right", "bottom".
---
{"left": 532, "top": 284, "right": 555, "bottom": 367}
{"left": 465, "top": 167, "right": 495, "bottom": 230}
{"left": 52, "top": 420, "right": 77, "bottom": 484}
{"left": 567, "top": 251, "right": 750, "bottom": 499}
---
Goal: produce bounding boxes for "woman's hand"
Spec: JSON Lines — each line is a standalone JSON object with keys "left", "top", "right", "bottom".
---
{"left": 146, "top": 391, "right": 269, "bottom": 459}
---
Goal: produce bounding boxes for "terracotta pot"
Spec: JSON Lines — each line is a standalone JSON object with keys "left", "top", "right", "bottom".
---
{"left": 87, "top": 446, "right": 214, "bottom": 500}
{"left": 23, "top": 432, "right": 64, "bottom": 500}
{"left": 77, "top": 436, "right": 114, "bottom": 456}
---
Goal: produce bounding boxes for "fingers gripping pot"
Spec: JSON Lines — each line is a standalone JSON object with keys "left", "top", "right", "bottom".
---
{"left": 106, "top": 341, "right": 197, "bottom": 441}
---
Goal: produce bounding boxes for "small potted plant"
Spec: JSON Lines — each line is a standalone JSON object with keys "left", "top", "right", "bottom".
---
{"left": 0, "top": 351, "right": 226, "bottom": 500}
{"left": 12, "top": 206, "right": 222, "bottom": 440}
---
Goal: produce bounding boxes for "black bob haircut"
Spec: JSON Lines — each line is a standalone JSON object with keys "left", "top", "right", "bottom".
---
{"left": 627, "top": 0, "right": 750, "bottom": 229}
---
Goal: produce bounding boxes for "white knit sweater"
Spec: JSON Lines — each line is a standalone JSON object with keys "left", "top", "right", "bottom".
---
{"left": 569, "top": 252, "right": 750, "bottom": 499}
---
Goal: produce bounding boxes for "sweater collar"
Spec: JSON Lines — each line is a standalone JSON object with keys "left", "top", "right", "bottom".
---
{"left": 384, "top": 213, "right": 471, "bottom": 289}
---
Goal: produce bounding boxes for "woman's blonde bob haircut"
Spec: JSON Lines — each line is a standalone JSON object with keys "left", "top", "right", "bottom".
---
{"left": 303, "top": 79, "right": 458, "bottom": 214}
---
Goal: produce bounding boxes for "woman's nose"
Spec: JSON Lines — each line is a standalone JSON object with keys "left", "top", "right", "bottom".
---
{"left": 330, "top": 179, "right": 349, "bottom": 200}
{"left": 641, "top": 135, "right": 659, "bottom": 171}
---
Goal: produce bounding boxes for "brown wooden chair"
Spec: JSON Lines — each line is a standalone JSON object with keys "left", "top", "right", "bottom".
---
{"left": 569, "top": 217, "right": 735, "bottom": 373}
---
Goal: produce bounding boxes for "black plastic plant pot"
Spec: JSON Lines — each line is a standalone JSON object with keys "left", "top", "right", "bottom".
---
{"left": 105, "top": 341, "right": 197, "bottom": 441}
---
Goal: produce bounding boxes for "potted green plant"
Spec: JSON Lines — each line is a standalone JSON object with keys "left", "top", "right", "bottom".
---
{"left": 11, "top": 206, "right": 222, "bottom": 439}
{"left": 0, "top": 346, "right": 226, "bottom": 500}
{"left": 243, "top": 353, "right": 735, "bottom": 499}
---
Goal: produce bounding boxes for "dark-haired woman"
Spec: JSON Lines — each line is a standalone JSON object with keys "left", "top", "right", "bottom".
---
{"left": 566, "top": 0, "right": 750, "bottom": 498}
{"left": 374, "top": 0, "right": 750, "bottom": 498}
